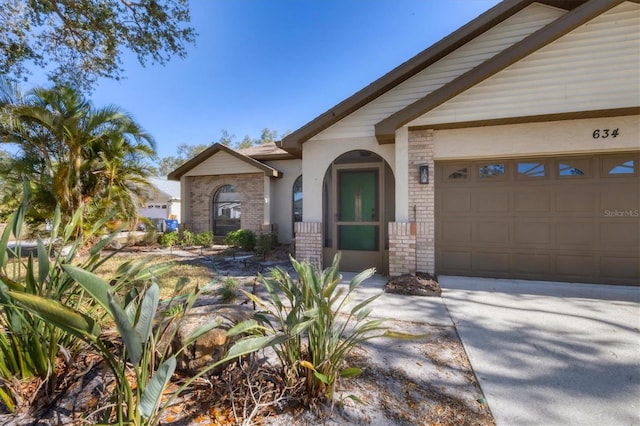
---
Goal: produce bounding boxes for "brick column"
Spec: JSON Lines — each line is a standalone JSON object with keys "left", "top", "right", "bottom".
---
{"left": 294, "top": 222, "right": 322, "bottom": 268}
{"left": 388, "top": 222, "right": 416, "bottom": 277}
{"left": 408, "top": 129, "right": 435, "bottom": 274}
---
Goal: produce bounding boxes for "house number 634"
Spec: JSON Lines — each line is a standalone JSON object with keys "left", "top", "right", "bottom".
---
{"left": 592, "top": 128, "right": 619, "bottom": 139}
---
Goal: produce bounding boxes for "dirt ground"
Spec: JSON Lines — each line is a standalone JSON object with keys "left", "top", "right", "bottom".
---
{"left": 0, "top": 244, "right": 494, "bottom": 425}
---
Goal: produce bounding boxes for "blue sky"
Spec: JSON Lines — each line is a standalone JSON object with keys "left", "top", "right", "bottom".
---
{"left": 34, "top": 0, "right": 501, "bottom": 159}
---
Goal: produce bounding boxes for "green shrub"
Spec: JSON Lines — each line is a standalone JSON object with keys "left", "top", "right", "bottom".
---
{"left": 218, "top": 277, "right": 240, "bottom": 303}
{"left": 244, "top": 253, "right": 398, "bottom": 403}
{"left": 223, "top": 229, "right": 256, "bottom": 251}
{"left": 181, "top": 230, "right": 196, "bottom": 246}
{"left": 159, "top": 231, "right": 179, "bottom": 248}
{"left": 195, "top": 231, "right": 213, "bottom": 248}
{"left": 0, "top": 184, "right": 122, "bottom": 412}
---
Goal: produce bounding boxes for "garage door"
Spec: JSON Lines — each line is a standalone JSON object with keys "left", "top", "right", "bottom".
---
{"left": 435, "top": 153, "right": 639, "bottom": 285}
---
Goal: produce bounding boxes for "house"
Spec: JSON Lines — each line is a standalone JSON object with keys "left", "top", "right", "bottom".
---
{"left": 139, "top": 177, "right": 182, "bottom": 223}
{"left": 170, "top": 0, "right": 639, "bottom": 286}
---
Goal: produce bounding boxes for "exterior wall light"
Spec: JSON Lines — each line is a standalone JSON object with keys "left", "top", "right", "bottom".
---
{"left": 419, "top": 164, "right": 429, "bottom": 184}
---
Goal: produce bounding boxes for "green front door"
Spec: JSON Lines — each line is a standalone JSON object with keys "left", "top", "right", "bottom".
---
{"left": 334, "top": 166, "right": 382, "bottom": 271}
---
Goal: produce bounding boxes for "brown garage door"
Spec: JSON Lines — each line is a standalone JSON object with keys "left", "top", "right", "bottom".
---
{"left": 435, "top": 153, "right": 640, "bottom": 285}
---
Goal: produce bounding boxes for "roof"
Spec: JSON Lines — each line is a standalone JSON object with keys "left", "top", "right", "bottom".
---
{"left": 238, "top": 142, "right": 295, "bottom": 160}
{"left": 278, "top": 0, "right": 620, "bottom": 155}
{"left": 148, "top": 177, "right": 181, "bottom": 199}
{"left": 167, "top": 143, "right": 283, "bottom": 180}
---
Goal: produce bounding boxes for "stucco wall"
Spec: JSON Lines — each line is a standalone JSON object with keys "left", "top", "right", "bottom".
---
{"left": 432, "top": 115, "right": 640, "bottom": 160}
{"left": 302, "top": 136, "right": 395, "bottom": 222}
{"left": 185, "top": 173, "right": 264, "bottom": 233}
{"left": 263, "top": 158, "right": 302, "bottom": 243}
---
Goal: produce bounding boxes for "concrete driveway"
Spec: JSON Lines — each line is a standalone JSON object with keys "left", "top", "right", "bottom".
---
{"left": 440, "top": 276, "right": 640, "bottom": 426}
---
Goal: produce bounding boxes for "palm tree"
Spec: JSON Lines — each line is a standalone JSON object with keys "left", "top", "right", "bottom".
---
{"left": 0, "top": 82, "right": 156, "bottom": 230}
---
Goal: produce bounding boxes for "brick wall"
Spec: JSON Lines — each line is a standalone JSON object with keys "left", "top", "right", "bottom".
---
{"left": 408, "top": 129, "right": 435, "bottom": 274}
{"left": 388, "top": 222, "right": 416, "bottom": 276}
{"left": 186, "top": 173, "right": 264, "bottom": 233}
{"left": 294, "top": 222, "right": 322, "bottom": 268}
{"left": 388, "top": 129, "right": 435, "bottom": 276}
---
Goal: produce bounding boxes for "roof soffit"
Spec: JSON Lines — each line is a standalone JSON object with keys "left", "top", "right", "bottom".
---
{"left": 279, "top": 0, "right": 602, "bottom": 153}
{"left": 167, "top": 143, "right": 282, "bottom": 180}
{"left": 374, "top": 0, "right": 625, "bottom": 144}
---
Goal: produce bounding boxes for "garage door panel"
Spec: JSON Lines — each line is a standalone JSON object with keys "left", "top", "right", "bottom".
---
{"left": 440, "top": 250, "right": 472, "bottom": 271}
{"left": 436, "top": 153, "right": 639, "bottom": 285}
{"left": 555, "top": 190, "right": 595, "bottom": 213}
{"left": 513, "top": 253, "right": 552, "bottom": 275}
{"left": 475, "top": 192, "right": 509, "bottom": 212}
{"left": 440, "top": 221, "right": 471, "bottom": 243}
{"left": 441, "top": 191, "right": 471, "bottom": 213}
{"left": 556, "top": 222, "right": 594, "bottom": 246}
{"left": 514, "top": 192, "right": 550, "bottom": 213}
{"left": 474, "top": 252, "right": 510, "bottom": 273}
{"left": 600, "top": 185, "right": 639, "bottom": 211}
{"left": 600, "top": 222, "right": 639, "bottom": 248}
{"left": 555, "top": 254, "right": 595, "bottom": 278}
{"left": 474, "top": 222, "right": 509, "bottom": 244}
{"left": 514, "top": 222, "right": 551, "bottom": 244}
{"left": 600, "top": 256, "right": 640, "bottom": 280}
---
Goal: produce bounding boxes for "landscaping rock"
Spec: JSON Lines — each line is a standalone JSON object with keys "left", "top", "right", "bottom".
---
{"left": 171, "top": 304, "right": 254, "bottom": 375}
{"left": 384, "top": 272, "right": 441, "bottom": 296}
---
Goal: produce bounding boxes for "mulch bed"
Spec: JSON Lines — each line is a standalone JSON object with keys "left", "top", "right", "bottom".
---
{"left": 384, "top": 272, "right": 441, "bottom": 296}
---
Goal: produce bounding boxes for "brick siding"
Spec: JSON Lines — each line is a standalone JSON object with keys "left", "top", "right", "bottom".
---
{"left": 186, "top": 173, "right": 264, "bottom": 233}
{"left": 388, "top": 222, "right": 416, "bottom": 276}
{"left": 294, "top": 222, "right": 322, "bottom": 268}
{"left": 388, "top": 129, "right": 435, "bottom": 275}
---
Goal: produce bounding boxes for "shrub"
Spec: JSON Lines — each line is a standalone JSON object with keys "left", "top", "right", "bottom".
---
{"left": 159, "top": 231, "right": 179, "bottom": 248}
{"left": 218, "top": 277, "right": 240, "bottom": 303}
{"left": 195, "top": 231, "right": 213, "bottom": 248}
{"left": 0, "top": 185, "right": 123, "bottom": 412}
{"left": 244, "top": 253, "right": 397, "bottom": 403}
{"left": 224, "top": 229, "right": 256, "bottom": 251}
{"left": 181, "top": 230, "right": 196, "bottom": 246}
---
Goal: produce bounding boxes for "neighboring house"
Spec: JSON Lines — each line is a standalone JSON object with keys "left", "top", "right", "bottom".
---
{"left": 170, "top": 0, "right": 639, "bottom": 286}
{"left": 139, "top": 177, "right": 181, "bottom": 223}
{"left": 168, "top": 142, "right": 300, "bottom": 242}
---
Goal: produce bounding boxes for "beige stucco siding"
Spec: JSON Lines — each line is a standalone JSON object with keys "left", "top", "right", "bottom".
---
{"left": 302, "top": 137, "right": 395, "bottom": 222}
{"left": 432, "top": 115, "right": 640, "bottom": 160}
{"left": 184, "top": 151, "right": 262, "bottom": 176}
{"left": 411, "top": 2, "right": 640, "bottom": 127}
{"left": 311, "top": 3, "right": 564, "bottom": 141}
{"left": 262, "top": 159, "right": 302, "bottom": 243}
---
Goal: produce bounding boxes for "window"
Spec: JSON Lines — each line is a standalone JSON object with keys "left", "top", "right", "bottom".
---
{"left": 608, "top": 159, "right": 635, "bottom": 175}
{"left": 518, "top": 162, "right": 545, "bottom": 178}
{"left": 479, "top": 163, "right": 505, "bottom": 179}
{"left": 212, "top": 185, "right": 241, "bottom": 236}
{"left": 448, "top": 167, "right": 468, "bottom": 180}
{"left": 559, "top": 162, "right": 586, "bottom": 177}
{"left": 292, "top": 175, "right": 303, "bottom": 234}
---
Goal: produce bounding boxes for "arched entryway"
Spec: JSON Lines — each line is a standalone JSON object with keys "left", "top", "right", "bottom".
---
{"left": 212, "top": 184, "right": 241, "bottom": 235}
{"left": 322, "top": 150, "right": 395, "bottom": 273}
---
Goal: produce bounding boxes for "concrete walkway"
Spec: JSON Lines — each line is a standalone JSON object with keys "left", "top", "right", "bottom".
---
{"left": 440, "top": 276, "right": 640, "bottom": 426}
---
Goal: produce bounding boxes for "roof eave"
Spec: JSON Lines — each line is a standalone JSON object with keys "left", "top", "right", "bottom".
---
{"left": 374, "top": 0, "right": 623, "bottom": 144}
{"left": 279, "top": 0, "right": 545, "bottom": 153}
{"left": 167, "top": 143, "right": 283, "bottom": 180}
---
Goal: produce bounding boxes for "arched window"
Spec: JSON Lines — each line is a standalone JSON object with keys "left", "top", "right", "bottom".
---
{"left": 292, "top": 175, "right": 303, "bottom": 233}
{"left": 212, "top": 185, "right": 241, "bottom": 236}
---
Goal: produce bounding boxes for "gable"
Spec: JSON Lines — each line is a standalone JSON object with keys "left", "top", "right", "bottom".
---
{"left": 183, "top": 151, "right": 264, "bottom": 176}
{"left": 409, "top": 1, "right": 640, "bottom": 128}
{"left": 310, "top": 3, "right": 566, "bottom": 142}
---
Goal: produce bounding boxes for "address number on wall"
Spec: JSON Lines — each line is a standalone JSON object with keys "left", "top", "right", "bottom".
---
{"left": 592, "top": 128, "right": 619, "bottom": 139}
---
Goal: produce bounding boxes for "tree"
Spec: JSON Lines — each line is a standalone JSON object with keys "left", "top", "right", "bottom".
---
{"left": 0, "top": 81, "right": 156, "bottom": 229}
{"left": 1, "top": 0, "right": 196, "bottom": 91}
{"left": 157, "top": 142, "right": 208, "bottom": 176}
{"left": 237, "top": 135, "right": 253, "bottom": 149}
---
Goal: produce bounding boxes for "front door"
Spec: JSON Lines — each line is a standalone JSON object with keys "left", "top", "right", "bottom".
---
{"left": 332, "top": 164, "right": 382, "bottom": 272}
